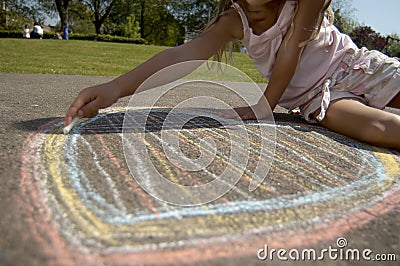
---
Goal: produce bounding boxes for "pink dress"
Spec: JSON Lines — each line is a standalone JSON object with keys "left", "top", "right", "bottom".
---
{"left": 232, "top": 1, "right": 400, "bottom": 122}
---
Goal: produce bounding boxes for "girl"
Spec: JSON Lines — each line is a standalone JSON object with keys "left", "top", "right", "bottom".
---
{"left": 65, "top": 0, "right": 400, "bottom": 149}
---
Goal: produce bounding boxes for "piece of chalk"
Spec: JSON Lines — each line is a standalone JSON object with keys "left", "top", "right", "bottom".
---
{"left": 63, "top": 117, "right": 79, "bottom": 134}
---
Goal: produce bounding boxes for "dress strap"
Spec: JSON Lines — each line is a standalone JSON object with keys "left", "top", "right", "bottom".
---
{"left": 231, "top": 2, "right": 250, "bottom": 31}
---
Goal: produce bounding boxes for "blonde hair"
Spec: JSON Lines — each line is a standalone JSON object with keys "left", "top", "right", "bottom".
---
{"left": 203, "top": 0, "right": 334, "bottom": 62}
{"left": 203, "top": 0, "right": 236, "bottom": 63}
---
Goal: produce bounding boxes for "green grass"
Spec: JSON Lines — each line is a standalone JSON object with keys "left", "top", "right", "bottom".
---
{"left": 0, "top": 38, "right": 265, "bottom": 82}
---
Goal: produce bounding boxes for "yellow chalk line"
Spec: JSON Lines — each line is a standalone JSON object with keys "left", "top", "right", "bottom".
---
{"left": 40, "top": 109, "right": 400, "bottom": 248}
{"left": 42, "top": 126, "right": 226, "bottom": 241}
{"left": 141, "top": 132, "right": 205, "bottom": 200}
{"left": 278, "top": 137, "right": 342, "bottom": 188}
{"left": 281, "top": 126, "right": 359, "bottom": 180}
{"left": 44, "top": 133, "right": 119, "bottom": 244}
{"left": 372, "top": 147, "right": 400, "bottom": 190}
{"left": 146, "top": 113, "right": 275, "bottom": 194}
{"left": 177, "top": 128, "right": 276, "bottom": 193}
{"left": 44, "top": 131, "right": 189, "bottom": 240}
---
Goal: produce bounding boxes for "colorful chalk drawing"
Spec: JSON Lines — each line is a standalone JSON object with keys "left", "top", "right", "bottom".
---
{"left": 19, "top": 107, "right": 400, "bottom": 265}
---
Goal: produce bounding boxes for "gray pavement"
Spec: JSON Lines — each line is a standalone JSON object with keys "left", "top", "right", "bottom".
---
{"left": 1, "top": 72, "right": 400, "bottom": 266}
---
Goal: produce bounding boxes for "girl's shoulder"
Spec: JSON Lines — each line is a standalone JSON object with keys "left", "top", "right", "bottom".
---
{"left": 215, "top": 7, "right": 244, "bottom": 40}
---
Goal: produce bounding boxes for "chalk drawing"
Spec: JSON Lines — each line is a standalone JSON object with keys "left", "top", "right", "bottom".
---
{"left": 20, "top": 107, "right": 400, "bottom": 265}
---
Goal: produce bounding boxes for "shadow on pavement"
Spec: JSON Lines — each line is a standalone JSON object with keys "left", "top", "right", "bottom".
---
{"left": 14, "top": 117, "right": 62, "bottom": 132}
{"left": 12, "top": 109, "right": 390, "bottom": 154}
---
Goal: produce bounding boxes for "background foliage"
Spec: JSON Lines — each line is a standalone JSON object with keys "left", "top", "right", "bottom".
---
{"left": 0, "top": 0, "right": 399, "bottom": 55}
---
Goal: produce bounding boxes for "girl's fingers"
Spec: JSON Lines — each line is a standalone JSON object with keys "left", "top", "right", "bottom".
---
{"left": 218, "top": 108, "right": 255, "bottom": 120}
{"left": 64, "top": 90, "right": 93, "bottom": 126}
{"left": 218, "top": 109, "right": 240, "bottom": 119}
{"left": 78, "top": 98, "right": 100, "bottom": 118}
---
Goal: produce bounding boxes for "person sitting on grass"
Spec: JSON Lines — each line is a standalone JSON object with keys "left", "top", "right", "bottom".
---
{"left": 31, "top": 22, "right": 43, "bottom": 39}
{"left": 65, "top": 0, "right": 400, "bottom": 150}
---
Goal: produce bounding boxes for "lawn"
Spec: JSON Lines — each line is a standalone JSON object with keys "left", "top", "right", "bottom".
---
{"left": 0, "top": 38, "right": 265, "bottom": 83}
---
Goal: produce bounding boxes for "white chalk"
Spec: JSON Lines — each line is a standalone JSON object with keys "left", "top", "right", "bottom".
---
{"left": 63, "top": 117, "right": 79, "bottom": 134}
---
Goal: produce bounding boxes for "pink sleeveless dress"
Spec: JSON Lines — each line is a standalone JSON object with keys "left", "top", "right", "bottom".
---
{"left": 232, "top": 1, "right": 400, "bottom": 122}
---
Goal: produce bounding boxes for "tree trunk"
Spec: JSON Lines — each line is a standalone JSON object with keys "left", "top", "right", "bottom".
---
{"left": 139, "top": 0, "right": 145, "bottom": 38}
{"left": 92, "top": 0, "right": 117, "bottom": 35}
{"left": 55, "top": 0, "right": 70, "bottom": 32}
{"left": 95, "top": 19, "right": 101, "bottom": 35}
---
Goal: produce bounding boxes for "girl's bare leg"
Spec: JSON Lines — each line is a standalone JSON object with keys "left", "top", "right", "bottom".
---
{"left": 317, "top": 98, "right": 400, "bottom": 149}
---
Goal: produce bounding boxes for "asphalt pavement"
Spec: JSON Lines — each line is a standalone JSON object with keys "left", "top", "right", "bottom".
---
{"left": 1, "top": 72, "right": 400, "bottom": 266}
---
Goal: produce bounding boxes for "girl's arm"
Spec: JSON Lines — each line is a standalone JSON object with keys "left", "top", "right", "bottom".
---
{"left": 64, "top": 10, "right": 242, "bottom": 126}
{"left": 264, "top": 0, "right": 329, "bottom": 110}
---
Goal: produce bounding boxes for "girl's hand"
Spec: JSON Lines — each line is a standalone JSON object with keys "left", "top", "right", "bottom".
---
{"left": 218, "top": 101, "right": 271, "bottom": 121}
{"left": 64, "top": 81, "right": 121, "bottom": 126}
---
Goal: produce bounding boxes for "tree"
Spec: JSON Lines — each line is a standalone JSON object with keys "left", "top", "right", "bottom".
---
{"left": 169, "top": 0, "right": 218, "bottom": 40}
{"left": 122, "top": 13, "right": 140, "bottom": 38}
{"left": 330, "top": 0, "right": 358, "bottom": 35}
{"left": 54, "top": 0, "right": 71, "bottom": 31}
{"left": 33, "top": 0, "right": 72, "bottom": 32}
{"left": 131, "top": 0, "right": 184, "bottom": 45}
{"left": 144, "top": 6, "right": 183, "bottom": 46}
{"left": 100, "top": 0, "right": 134, "bottom": 36}
{"left": 349, "top": 26, "right": 386, "bottom": 51}
{"left": 82, "top": 0, "right": 119, "bottom": 34}
{"left": 67, "top": 0, "right": 95, "bottom": 34}
{"left": 125, "top": 0, "right": 217, "bottom": 46}
{"left": 383, "top": 35, "right": 400, "bottom": 57}
{"left": 1, "top": 0, "right": 46, "bottom": 30}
